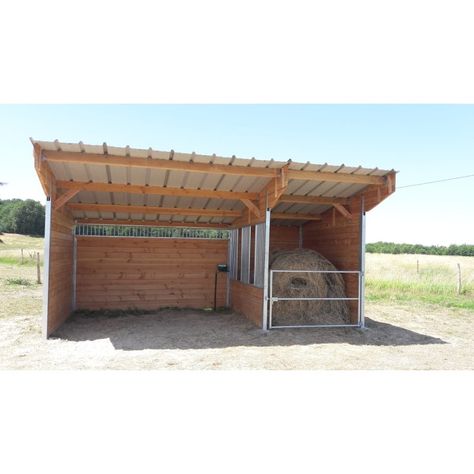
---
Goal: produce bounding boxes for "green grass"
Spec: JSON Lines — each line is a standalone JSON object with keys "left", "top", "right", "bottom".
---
{"left": 365, "top": 253, "right": 474, "bottom": 311}
{"left": 5, "top": 277, "right": 34, "bottom": 286}
{"left": 0, "top": 255, "right": 41, "bottom": 266}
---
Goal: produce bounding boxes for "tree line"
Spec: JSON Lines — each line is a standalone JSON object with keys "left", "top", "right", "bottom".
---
{"left": 366, "top": 241, "right": 474, "bottom": 256}
{"left": 0, "top": 199, "right": 45, "bottom": 236}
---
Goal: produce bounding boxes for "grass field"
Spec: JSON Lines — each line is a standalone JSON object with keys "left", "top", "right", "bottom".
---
{"left": 0, "top": 233, "right": 44, "bottom": 319}
{"left": 0, "top": 233, "right": 473, "bottom": 369}
{"left": 365, "top": 253, "right": 474, "bottom": 310}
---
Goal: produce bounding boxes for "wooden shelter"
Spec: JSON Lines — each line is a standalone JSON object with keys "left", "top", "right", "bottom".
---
{"left": 33, "top": 139, "right": 396, "bottom": 337}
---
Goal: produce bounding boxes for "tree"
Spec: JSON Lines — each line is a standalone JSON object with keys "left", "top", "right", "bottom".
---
{"left": 0, "top": 199, "right": 45, "bottom": 235}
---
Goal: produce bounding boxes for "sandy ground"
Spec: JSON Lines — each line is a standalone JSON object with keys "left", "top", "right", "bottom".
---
{"left": 0, "top": 301, "right": 472, "bottom": 369}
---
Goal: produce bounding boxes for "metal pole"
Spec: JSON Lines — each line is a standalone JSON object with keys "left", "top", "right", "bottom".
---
{"left": 269, "top": 269, "right": 274, "bottom": 329}
{"left": 42, "top": 199, "right": 52, "bottom": 338}
{"left": 226, "top": 232, "right": 232, "bottom": 307}
{"left": 262, "top": 207, "right": 271, "bottom": 330}
{"left": 72, "top": 232, "right": 77, "bottom": 311}
{"left": 359, "top": 196, "right": 366, "bottom": 328}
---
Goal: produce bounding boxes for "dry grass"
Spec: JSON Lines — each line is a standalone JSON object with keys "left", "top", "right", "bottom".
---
{"left": 0, "top": 234, "right": 43, "bottom": 319}
{"left": 0, "top": 235, "right": 473, "bottom": 369}
{"left": 365, "top": 253, "right": 474, "bottom": 310}
{"left": 0, "top": 233, "right": 43, "bottom": 266}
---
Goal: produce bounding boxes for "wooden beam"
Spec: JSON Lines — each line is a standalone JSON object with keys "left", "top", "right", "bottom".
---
{"left": 67, "top": 202, "right": 241, "bottom": 218}
{"left": 279, "top": 194, "right": 350, "bottom": 205}
{"left": 44, "top": 150, "right": 385, "bottom": 185}
{"left": 53, "top": 189, "right": 80, "bottom": 211}
{"left": 33, "top": 143, "right": 57, "bottom": 198}
{"left": 271, "top": 212, "right": 322, "bottom": 221}
{"left": 241, "top": 199, "right": 261, "bottom": 218}
{"left": 56, "top": 180, "right": 258, "bottom": 201}
{"left": 333, "top": 203, "right": 353, "bottom": 220}
{"left": 287, "top": 169, "right": 385, "bottom": 185}
{"left": 76, "top": 218, "right": 230, "bottom": 229}
{"left": 261, "top": 165, "right": 289, "bottom": 209}
{"left": 44, "top": 150, "right": 279, "bottom": 178}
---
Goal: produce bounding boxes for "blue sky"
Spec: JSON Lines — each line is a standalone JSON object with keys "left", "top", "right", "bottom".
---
{"left": 0, "top": 104, "right": 473, "bottom": 245}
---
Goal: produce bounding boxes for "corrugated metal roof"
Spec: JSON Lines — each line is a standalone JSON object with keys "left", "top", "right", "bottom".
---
{"left": 32, "top": 139, "right": 395, "bottom": 225}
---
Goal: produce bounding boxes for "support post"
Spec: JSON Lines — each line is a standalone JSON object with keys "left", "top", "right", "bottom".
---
{"left": 457, "top": 263, "right": 462, "bottom": 295}
{"left": 72, "top": 232, "right": 77, "bottom": 310}
{"left": 36, "top": 252, "right": 41, "bottom": 284}
{"left": 262, "top": 208, "right": 271, "bottom": 330}
{"left": 42, "top": 198, "right": 52, "bottom": 338}
{"left": 359, "top": 196, "right": 366, "bottom": 328}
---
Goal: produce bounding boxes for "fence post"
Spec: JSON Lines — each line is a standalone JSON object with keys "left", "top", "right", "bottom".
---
{"left": 36, "top": 252, "right": 41, "bottom": 284}
{"left": 21, "top": 248, "right": 24, "bottom": 264}
{"left": 416, "top": 259, "right": 419, "bottom": 274}
{"left": 457, "top": 263, "right": 462, "bottom": 295}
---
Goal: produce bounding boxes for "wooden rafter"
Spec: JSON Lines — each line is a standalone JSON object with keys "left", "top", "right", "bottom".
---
{"left": 262, "top": 165, "right": 289, "bottom": 209}
{"left": 56, "top": 180, "right": 258, "bottom": 201}
{"left": 45, "top": 151, "right": 279, "bottom": 178}
{"left": 44, "top": 150, "right": 385, "bottom": 185}
{"left": 53, "top": 189, "right": 80, "bottom": 211}
{"left": 76, "top": 218, "right": 230, "bottom": 229}
{"left": 279, "top": 194, "right": 350, "bottom": 205}
{"left": 287, "top": 169, "right": 385, "bottom": 185}
{"left": 271, "top": 212, "right": 322, "bottom": 221}
{"left": 333, "top": 203, "right": 353, "bottom": 220}
{"left": 33, "top": 143, "right": 57, "bottom": 199}
{"left": 241, "top": 199, "right": 261, "bottom": 218}
{"left": 67, "top": 202, "right": 241, "bottom": 218}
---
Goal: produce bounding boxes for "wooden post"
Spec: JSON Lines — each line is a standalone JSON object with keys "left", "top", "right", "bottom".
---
{"left": 457, "top": 263, "right": 462, "bottom": 295}
{"left": 21, "top": 248, "right": 24, "bottom": 264}
{"left": 416, "top": 259, "right": 419, "bottom": 274}
{"left": 36, "top": 252, "right": 41, "bottom": 284}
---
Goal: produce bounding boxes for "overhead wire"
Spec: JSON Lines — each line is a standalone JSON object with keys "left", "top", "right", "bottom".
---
{"left": 398, "top": 173, "right": 474, "bottom": 189}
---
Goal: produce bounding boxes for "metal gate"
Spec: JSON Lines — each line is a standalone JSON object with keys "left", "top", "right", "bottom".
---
{"left": 268, "top": 269, "right": 362, "bottom": 329}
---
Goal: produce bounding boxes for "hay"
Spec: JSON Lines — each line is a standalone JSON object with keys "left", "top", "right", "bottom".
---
{"left": 270, "top": 249, "right": 350, "bottom": 326}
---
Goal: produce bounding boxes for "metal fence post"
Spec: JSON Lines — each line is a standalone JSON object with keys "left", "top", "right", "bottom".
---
{"left": 359, "top": 196, "right": 366, "bottom": 328}
{"left": 262, "top": 208, "right": 271, "bottom": 330}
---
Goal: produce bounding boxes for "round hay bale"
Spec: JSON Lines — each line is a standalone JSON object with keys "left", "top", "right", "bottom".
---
{"left": 270, "top": 249, "right": 350, "bottom": 326}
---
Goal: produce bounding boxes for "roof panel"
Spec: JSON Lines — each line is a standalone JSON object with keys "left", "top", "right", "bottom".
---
{"left": 33, "top": 139, "right": 394, "bottom": 225}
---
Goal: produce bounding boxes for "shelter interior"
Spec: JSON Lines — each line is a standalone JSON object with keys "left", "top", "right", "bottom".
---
{"left": 33, "top": 139, "right": 396, "bottom": 337}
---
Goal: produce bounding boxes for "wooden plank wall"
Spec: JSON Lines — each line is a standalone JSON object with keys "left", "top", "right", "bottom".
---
{"left": 231, "top": 280, "right": 263, "bottom": 327}
{"left": 270, "top": 224, "right": 300, "bottom": 253}
{"left": 45, "top": 209, "right": 74, "bottom": 336}
{"left": 302, "top": 196, "right": 362, "bottom": 323}
{"left": 76, "top": 237, "right": 228, "bottom": 310}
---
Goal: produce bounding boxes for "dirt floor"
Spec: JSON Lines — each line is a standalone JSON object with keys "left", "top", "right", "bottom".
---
{"left": 0, "top": 302, "right": 473, "bottom": 369}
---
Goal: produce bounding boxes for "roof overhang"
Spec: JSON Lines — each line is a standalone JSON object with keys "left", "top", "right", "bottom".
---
{"left": 32, "top": 139, "right": 396, "bottom": 228}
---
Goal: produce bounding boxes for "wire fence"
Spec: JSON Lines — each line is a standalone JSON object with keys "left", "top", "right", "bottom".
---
{"left": 75, "top": 223, "right": 230, "bottom": 240}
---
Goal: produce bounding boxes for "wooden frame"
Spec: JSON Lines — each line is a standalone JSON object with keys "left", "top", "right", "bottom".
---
{"left": 33, "top": 141, "right": 397, "bottom": 337}
{"left": 67, "top": 202, "right": 241, "bottom": 218}
{"left": 57, "top": 180, "right": 259, "bottom": 201}
{"left": 44, "top": 150, "right": 385, "bottom": 185}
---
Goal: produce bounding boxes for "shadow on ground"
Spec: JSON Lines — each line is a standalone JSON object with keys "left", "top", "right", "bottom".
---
{"left": 53, "top": 310, "right": 447, "bottom": 351}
